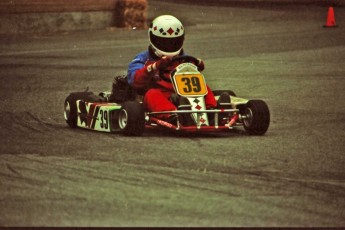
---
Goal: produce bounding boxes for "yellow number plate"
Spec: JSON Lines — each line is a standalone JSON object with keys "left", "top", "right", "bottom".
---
{"left": 173, "top": 73, "right": 208, "bottom": 96}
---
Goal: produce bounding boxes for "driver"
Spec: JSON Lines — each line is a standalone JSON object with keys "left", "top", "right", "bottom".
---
{"left": 127, "top": 15, "right": 217, "bottom": 122}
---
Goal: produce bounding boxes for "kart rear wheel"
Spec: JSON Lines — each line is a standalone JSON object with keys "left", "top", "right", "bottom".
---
{"left": 118, "top": 101, "right": 145, "bottom": 136}
{"left": 241, "top": 100, "right": 270, "bottom": 135}
{"left": 64, "top": 91, "right": 103, "bottom": 128}
{"left": 64, "top": 95, "right": 78, "bottom": 128}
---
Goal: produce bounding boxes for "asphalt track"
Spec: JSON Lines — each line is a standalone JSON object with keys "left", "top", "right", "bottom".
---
{"left": 1, "top": 1, "right": 345, "bottom": 227}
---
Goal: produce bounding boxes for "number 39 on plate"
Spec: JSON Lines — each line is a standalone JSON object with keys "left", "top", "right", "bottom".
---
{"left": 173, "top": 73, "right": 208, "bottom": 96}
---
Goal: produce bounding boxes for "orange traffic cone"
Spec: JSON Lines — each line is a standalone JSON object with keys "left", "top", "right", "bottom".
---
{"left": 324, "top": 6, "right": 338, "bottom": 28}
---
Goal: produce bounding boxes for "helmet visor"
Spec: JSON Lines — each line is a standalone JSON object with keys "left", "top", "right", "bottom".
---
{"left": 150, "top": 33, "right": 184, "bottom": 53}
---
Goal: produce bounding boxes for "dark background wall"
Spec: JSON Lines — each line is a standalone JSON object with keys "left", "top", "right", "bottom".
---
{"left": 0, "top": 0, "right": 147, "bottom": 34}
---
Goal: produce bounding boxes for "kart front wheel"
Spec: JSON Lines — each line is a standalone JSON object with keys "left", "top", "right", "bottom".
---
{"left": 118, "top": 101, "right": 145, "bottom": 136}
{"left": 241, "top": 100, "right": 270, "bottom": 135}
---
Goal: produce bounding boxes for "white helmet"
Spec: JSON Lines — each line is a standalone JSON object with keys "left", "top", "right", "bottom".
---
{"left": 148, "top": 15, "right": 185, "bottom": 58}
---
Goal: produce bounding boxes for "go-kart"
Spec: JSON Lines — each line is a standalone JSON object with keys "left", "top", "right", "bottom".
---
{"left": 64, "top": 55, "right": 270, "bottom": 136}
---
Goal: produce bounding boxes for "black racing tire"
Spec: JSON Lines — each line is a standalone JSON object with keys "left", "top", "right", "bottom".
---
{"left": 64, "top": 91, "right": 102, "bottom": 128}
{"left": 118, "top": 101, "right": 145, "bottom": 136}
{"left": 212, "top": 90, "right": 236, "bottom": 97}
{"left": 64, "top": 94, "right": 79, "bottom": 128}
{"left": 64, "top": 95, "right": 78, "bottom": 128}
{"left": 241, "top": 100, "right": 270, "bottom": 135}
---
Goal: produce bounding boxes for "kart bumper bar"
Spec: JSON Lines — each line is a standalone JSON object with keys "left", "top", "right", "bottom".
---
{"left": 148, "top": 116, "right": 242, "bottom": 132}
{"left": 148, "top": 110, "right": 241, "bottom": 131}
{"left": 146, "top": 108, "right": 239, "bottom": 115}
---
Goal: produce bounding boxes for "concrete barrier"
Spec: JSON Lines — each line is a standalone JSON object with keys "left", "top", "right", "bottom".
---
{"left": 0, "top": 0, "right": 147, "bottom": 35}
{"left": 163, "top": 0, "right": 344, "bottom": 7}
{"left": 1, "top": 0, "right": 342, "bottom": 35}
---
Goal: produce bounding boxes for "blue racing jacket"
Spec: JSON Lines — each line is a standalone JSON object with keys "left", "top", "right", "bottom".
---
{"left": 127, "top": 50, "right": 157, "bottom": 86}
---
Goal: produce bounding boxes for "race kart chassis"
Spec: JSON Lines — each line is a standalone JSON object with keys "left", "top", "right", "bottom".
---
{"left": 64, "top": 55, "right": 270, "bottom": 136}
{"left": 64, "top": 93, "right": 269, "bottom": 136}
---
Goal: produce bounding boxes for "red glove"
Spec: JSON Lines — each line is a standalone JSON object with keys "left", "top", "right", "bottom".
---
{"left": 196, "top": 58, "right": 205, "bottom": 71}
{"left": 132, "top": 56, "right": 171, "bottom": 89}
{"left": 146, "top": 56, "right": 171, "bottom": 73}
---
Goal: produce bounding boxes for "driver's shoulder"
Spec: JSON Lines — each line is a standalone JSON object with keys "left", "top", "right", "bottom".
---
{"left": 135, "top": 50, "right": 157, "bottom": 62}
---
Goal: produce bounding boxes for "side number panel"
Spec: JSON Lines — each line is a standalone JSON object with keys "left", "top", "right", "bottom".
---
{"left": 99, "top": 109, "right": 108, "bottom": 130}
{"left": 77, "top": 102, "right": 112, "bottom": 132}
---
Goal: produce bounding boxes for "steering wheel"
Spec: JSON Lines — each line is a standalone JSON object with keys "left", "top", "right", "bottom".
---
{"left": 158, "top": 55, "right": 201, "bottom": 81}
{"left": 168, "top": 55, "right": 200, "bottom": 68}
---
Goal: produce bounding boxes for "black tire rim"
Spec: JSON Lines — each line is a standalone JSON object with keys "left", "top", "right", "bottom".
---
{"left": 243, "top": 107, "right": 253, "bottom": 127}
{"left": 64, "top": 101, "right": 71, "bottom": 121}
{"left": 118, "top": 109, "right": 128, "bottom": 129}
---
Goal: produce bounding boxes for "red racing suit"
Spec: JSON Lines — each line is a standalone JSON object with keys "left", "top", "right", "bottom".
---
{"left": 127, "top": 48, "right": 217, "bottom": 119}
